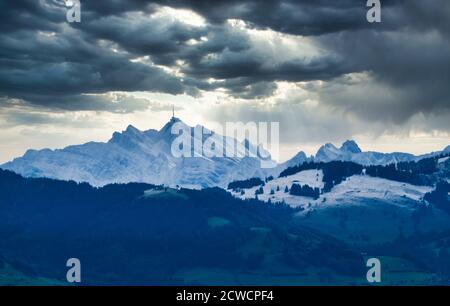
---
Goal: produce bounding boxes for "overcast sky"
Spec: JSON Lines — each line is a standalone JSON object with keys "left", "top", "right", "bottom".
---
{"left": 0, "top": 0, "right": 449, "bottom": 162}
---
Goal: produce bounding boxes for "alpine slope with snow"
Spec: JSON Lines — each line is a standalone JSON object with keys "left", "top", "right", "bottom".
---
{"left": 0, "top": 117, "right": 274, "bottom": 188}
{"left": 228, "top": 161, "right": 450, "bottom": 246}
{"left": 229, "top": 170, "right": 432, "bottom": 208}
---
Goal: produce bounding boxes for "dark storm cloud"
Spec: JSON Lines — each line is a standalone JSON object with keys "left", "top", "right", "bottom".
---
{"left": 0, "top": 0, "right": 449, "bottom": 122}
{"left": 161, "top": 0, "right": 448, "bottom": 124}
{"left": 57, "top": 0, "right": 397, "bottom": 35}
{"left": 225, "top": 81, "right": 279, "bottom": 100}
{"left": 0, "top": 0, "right": 65, "bottom": 32}
{"left": 151, "top": 0, "right": 393, "bottom": 35}
{"left": 186, "top": 53, "right": 352, "bottom": 81}
{"left": 0, "top": 0, "right": 359, "bottom": 108}
{"left": 78, "top": 12, "right": 208, "bottom": 64}
{"left": 73, "top": 0, "right": 370, "bottom": 98}
{"left": 161, "top": 0, "right": 450, "bottom": 120}
{"left": 0, "top": 2, "right": 186, "bottom": 111}
{"left": 0, "top": 32, "right": 185, "bottom": 111}
{"left": 314, "top": 18, "right": 450, "bottom": 123}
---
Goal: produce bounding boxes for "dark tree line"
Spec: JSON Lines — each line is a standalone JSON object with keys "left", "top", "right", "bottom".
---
{"left": 367, "top": 153, "right": 450, "bottom": 186}
{"left": 424, "top": 181, "right": 450, "bottom": 214}
{"left": 289, "top": 184, "right": 320, "bottom": 199}
{"left": 396, "top": 154, "right": 448, "bottom": 175}
{"left": 365, "top": 164, "right": 423, "bottom": 185}
{"left": 279, "top": 161, "right": 320, "bottom": 178}
{"left": 227, "top": 177, "right": 264, "bottom": 190}
{"left": 321, "top": 161, "right": 363, "bottom": 192}
{"left": 280, "top": 161, "right": 363, "bottom": 192}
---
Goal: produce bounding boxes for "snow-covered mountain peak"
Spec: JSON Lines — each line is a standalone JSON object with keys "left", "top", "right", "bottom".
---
{"left": 125, "top": 124, "right": 140, "bottom": 133}
{"left": 108, "top": 124, "right": 149, "bottom": 148}
{"left": 340, "top": 140, "right": 362, "bottom": 154}
{"left": 158, "top": 116, "right": 190, "bottom": 139}
{"left": 277, "top": 151, "right": 309, "bottom": 171}
{"left": 323, "top": 143, "right": 338, "bottom": 149}
{"left": 310, "top": 140, "right": 449, "bottom": 166}
{"left": 159, "top": 116, "right": 183, "bottom": 130}
{"left": 1, "top": 116, "right": 275, "bottom": 188}
{"left": 315, "top": 143, "right": 342, "bottom": 162}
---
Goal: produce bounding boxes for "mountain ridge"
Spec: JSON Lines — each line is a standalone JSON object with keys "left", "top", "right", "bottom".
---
{"left": 1, "top": 118, "right": 449, "bottom": 188}
{"left": 1, "top": 117, "right": 274, "bottom": 188}
{"left": 313, "top": 140, "right": 450, "bottom": 165}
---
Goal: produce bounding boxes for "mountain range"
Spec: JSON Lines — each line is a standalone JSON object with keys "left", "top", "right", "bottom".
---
{"left": 1, "top": 117, "right": 449, "bottom": 188}
{"left": 1, "top": 117, "right": 273, "bottom": 188}
{"left": 314, "top": 140, "right": 450, "bottom": 165}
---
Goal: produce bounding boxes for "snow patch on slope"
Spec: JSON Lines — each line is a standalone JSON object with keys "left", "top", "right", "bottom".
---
{"left": 438, "top": 156, "right": 449, "bottom": 164}
{"left": 323, "top": 175, "right": 431, "bottom": 204}
{"left": 230, "top": 172, "right": 432, "bottom": 209}
{"left": 230, "top": 169, "right": 323, "bottom": 207}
